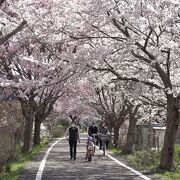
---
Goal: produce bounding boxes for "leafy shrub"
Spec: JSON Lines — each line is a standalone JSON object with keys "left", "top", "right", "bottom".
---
{"left": 128, "top": 149, "right": 160, "bottom": 170}
{"left": 174, "top": 145, "right": 180, "bottom": 171}
{"left": 59, "top": 119, "right": 69, "bottom": 128}
{"left": 51, "top": 124, "right": 66, "bottom": 138}
{"left": 127, "top": 145, "right": 180, "bottom": 173}
{"left": 111, "top": 147, "right": 122, "bottom": 155}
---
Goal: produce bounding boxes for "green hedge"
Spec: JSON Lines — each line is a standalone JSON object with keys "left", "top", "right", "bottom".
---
{"left": 51, "top": 124, "right": 67, "bottom": 138}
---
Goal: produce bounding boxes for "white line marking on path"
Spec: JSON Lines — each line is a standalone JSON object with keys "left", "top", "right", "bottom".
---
{"left": 96, "top": 146, "right": 151, "bottom": 180}
{"left": 106, "top": 153, "right": 151, "bottom": 180}
{"left": 35, "top": 136, "right": 150, "bottom": 180}
{"left": 35, "top": 138, "right": 64, "bottom": 180}
{"left": 35, "top": 137, "right": 87, "bottom": 180}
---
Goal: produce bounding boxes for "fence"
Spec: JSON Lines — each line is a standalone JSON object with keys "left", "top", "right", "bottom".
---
{"left": 135, "top": 125, "right": 166, "bottom": 150}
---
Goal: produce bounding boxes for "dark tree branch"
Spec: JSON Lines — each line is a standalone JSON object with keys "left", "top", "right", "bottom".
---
{"left": 93, "top": 63, "right": 163, "bottom": 90}
{"left": 70, "top": 35, "right": 125, "bottom": 41}
{"left": 91, "top": 24, "right": 127, "bottom": 42}
{"left": 112, "top": 76, "right": 162, "bottom": 90}
{"left": 135, "top": 42, "right": 155, "bottom": 60}
{"left": 0, "top": 0, "right": 5, "bottom": 7}
{"left": 144, "top": 29, "right": 153, "bottom": 49}
{"left": 131, "top": 50, "right": 171, "bottom": 89}
{"left": 0, "top": 20, "right": 26, "bottom": 45}
{"left": 111, "top": 18, "right": 130, "bottom": 38}
{"left": 140, "top": 95, "right": 166, "bottom": 108}
{"left": 162, "top": 49, "right": 171, "bottom": 82}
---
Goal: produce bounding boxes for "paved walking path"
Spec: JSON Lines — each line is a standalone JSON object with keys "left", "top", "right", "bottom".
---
{"left": 20, "top": 134, "right": 159, "bottom": 180}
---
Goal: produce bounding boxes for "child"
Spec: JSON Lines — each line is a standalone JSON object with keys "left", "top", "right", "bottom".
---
{"left": 85, "top": 136, "right": 95, "bottom": 160}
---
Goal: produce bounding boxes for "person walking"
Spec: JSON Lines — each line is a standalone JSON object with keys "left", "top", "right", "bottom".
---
{"left": 98, "top": 121, "right": 110, "bottom": 150}
{"left": 88, "top": 122, "right": 98, "bottom": 145}
{"left": 65, "top": 121, "right": 80, "bottom": 160}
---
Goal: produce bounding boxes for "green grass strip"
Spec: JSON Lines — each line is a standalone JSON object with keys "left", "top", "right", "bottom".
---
{"left": 0, "top": 141, "right": 49, "bottom": 180}
{"left": 111, "top": 145, "right": 180, "bottom": 180}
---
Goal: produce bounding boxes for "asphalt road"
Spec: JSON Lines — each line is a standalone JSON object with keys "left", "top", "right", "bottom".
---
{"left": 19, "top": 134, "right": 159, "bottom": 180}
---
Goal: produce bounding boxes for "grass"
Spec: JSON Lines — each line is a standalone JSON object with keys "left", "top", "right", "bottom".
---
{"left": 156, "top": 171, "right": 180, "bottom": 180}
{"left": 156, "top": 145, "right": 180, "bottom": 180}
{"left": 0, "top": 122, "right": 67, "bottom": 180}
{"left": 111, "top": 145, "right": 180, "bottom": 180}
{"left": 0, "top": 141, "right": 49, "bottom": 180}
{"left": 111, "top": 146, "right": 122, "bottom": 155}
{"left": 127, "top": 149, "right": 160, "bottom": 171}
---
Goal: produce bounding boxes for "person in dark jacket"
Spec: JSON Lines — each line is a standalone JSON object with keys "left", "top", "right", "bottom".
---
{"left": 88, "top": 122, "right": 98, "bottom": 145}
{"left": 98, "top": 121, "right": 110, "bottom": 150}
{"left": 65, "top": 121, "right": 80, "bottom": 160}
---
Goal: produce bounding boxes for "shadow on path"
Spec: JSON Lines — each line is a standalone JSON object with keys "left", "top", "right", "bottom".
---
{"left": 20, "top": 135, "right": 155, "bottom": 180}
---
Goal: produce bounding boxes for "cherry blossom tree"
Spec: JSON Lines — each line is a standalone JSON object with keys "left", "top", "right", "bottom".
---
{"left": 0, "top": 0, "right": 84, "bottom": 151}
{"left": 54, "top": 80, "right": 98, "bottom": 125}
{"left": 63, "top": 0, "right": 180, "bottom": 170}
{"left": 82, "top": 79, "right": 128, "bottom": 146}
{"left": 1, "top": 0, "right": 180, "bottom": 170}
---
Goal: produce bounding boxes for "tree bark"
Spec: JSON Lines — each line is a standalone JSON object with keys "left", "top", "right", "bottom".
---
{"left": 23, "top": 115, "right": 33, "bottom": 152}
{"left": 122, "top": 119, "right": 137, "bottom": 154}
{"left": 113, "top": 126, "right": 119, "bottom": 146}
{"left": 19, "top": 98, "right": 35, "bottom": 152}
{"left": 33, "top": 101, "right": 54, "bottom": 145}
{"left": 158, "top": 100, "right": 180, "bottom": 170}
{"left": 109, "top": 126, "right": 113, "bottom": 142}
{"left": 34, "top": 117, "right": 42, "bottom": 145}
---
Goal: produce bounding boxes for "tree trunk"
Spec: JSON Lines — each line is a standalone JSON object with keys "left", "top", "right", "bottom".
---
{"left": 122, "top": 119, "right": 137, "bottom": 154}
{"left": 20, "top": 100, "right": 35, "bottom": 153}
{"left": 34, "top": 118, "right": 42, "bottom": 145}
{"left": 113, "top": 126, "right": 119, "bottom": 146}
{"left": 23, "top": 116, "right": 33, "bottom": 152}
{"left": 158, "top": 99, "right": 180, "bottom": 170}
{"left": 109, "top": 126, "right": 113, "bottom": 142}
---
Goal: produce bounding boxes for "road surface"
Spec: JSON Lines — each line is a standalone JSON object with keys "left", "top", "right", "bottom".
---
{"left": 20, "top": 134, "right": 159, "bottom": 180}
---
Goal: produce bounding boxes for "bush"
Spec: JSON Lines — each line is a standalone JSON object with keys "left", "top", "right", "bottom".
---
{"left": 127, "top": 145, "right": 180, "bottom": 173}
{"left": 128, "top": 149, "right": 160, "bottom": 170}
{"left": 111, "top": 145, "right": 180, "bottom": 179}
{"left": 174, "top": 145, "right": 180, "bottom": 171}
{"left": 51, "top": 124, "right": 66, "bottom": 138}
{"left": 59, "top": 119, "right": 69, "bottom": 128}
{"left": 111, "top": 147, "right": 122, "bottom": 156}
